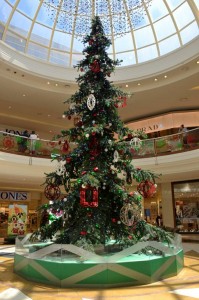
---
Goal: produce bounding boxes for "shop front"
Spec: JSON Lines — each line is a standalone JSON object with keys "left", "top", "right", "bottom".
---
{"left": 0, "top": 190, "right": 41, "bottom": 242}
{"left": 172, "top": 180, "right": 199, "bottom": 234}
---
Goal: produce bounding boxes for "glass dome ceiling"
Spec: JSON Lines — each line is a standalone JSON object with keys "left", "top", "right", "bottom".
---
{"left": 0, "top": 0, "right": 198, "bottom": 67}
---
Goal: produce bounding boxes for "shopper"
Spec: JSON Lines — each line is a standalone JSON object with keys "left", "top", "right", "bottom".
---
{"left": 30, "top": 130, "right": 38, "bottom": 155}
{"left": 178, "top": 124, "right": 188, "bottom": 145}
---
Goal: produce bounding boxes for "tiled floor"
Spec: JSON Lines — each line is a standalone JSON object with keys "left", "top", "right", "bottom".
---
{"left": 0, "top": 243, "right": 199, "bottom": 300}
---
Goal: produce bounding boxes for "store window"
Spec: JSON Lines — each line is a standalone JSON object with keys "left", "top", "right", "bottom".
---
{"left": 172, "top": 180, "right": 199, "bottom": 233}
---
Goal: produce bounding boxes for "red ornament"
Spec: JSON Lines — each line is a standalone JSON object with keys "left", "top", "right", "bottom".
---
{"left": 66, "top": 157, "right": 71, "bottom": 163}
{"left": 80, "top": 231, "right": 87, "bottom": 235}
{"left": 137, "top": 180, "right": 157, "bottom": 198}
{"left": 90, "top": 60, "right": 100, "bottom": 73}
{"left": 93, "top": 167, "right": 99, "bottom": 172}
{"left": 3, "top": 136, "right": 15, "bottom": 149}
{"left": 81, "top": 171, "right": 87, "bottom": 175}
{"left": 111, "top": 218, "right": 117, "bottom": 223}
{"left": 89, "top": 39, "right": 94, "bottom": 45}
{"left": 80, "top": 186, "right": 98, "bottom": 207}
{"left": 44, "top": 184, "right": 61, "bottom": 200}
{"left": 61, "top": 140, "right": 70, "bottom": 153}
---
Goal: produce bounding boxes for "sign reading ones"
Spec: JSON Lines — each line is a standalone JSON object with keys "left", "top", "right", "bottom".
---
{"left": 0, "top": 191, "right": 29, "bottom": 201}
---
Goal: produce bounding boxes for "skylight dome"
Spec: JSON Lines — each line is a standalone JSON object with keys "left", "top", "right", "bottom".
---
{"left": 0, "top": 0, "right": 198, "bottom": 67}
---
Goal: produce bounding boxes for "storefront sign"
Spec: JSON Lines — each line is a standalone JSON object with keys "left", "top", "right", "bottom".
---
{"left": 0, "top": 191, "right": 30, "bottom": 201}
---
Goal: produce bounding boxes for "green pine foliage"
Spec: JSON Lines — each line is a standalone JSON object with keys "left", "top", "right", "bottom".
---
{"left": 32, "top": 16, "right": 172, "bottom": 253}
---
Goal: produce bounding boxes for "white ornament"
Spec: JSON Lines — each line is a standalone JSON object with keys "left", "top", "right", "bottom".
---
{"left": 113, "top": 150, "right": 119, "bottom": 162}
{"left": 120, "top": 203, "right": 140, "bottom": 226}
{"left": 70, "top": 103, "right": 76, "bottom": 110}
{"left": 130, "top": 137, "right": 142, "bottom": 149}
{"left": 55, "top": 162, "right": 66, "bottom": 176}
{"left": 87, "top": 94, "right": 96, "bottom": 111}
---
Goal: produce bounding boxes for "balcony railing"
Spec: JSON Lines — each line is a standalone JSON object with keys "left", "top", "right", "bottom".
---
{"left": 0, "top": 128, "right": 199, "bottom": 159}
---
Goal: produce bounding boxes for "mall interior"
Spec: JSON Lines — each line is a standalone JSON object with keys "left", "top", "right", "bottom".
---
{"left": 0, "top": 0, "right": 199, "bottom": 299}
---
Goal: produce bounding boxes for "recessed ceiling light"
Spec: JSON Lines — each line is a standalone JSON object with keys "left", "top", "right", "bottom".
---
{"left": 125, "top": 84, "right": 128, "bottom": 88}
{"left": 154, "top": 78, "right": 158, "bottom": 81}
{"left": 197, "top": 61, "right": 199, "bottom": 64}
{"left": 164, "top": 75, "right": 167, "bottom": 78}
{"left": 48, "top": 114, "right": 51, "bottom": 117}
{"left": 55, "top": 83, "right": 58, "bottom": 86}
{"left": 47, "top": 81, "right": 50, "bottom": 85}
{"left": 22, "top": 94, "right": 26, "bottom": 97}
{"left": 137, "top": 83, "right": 141, "bottom": 86}
{"left": 8, "top": 106, "right": 12, "bottom": 109}
{"left": 62, "top": 114, "right": 66, "bottom": 118}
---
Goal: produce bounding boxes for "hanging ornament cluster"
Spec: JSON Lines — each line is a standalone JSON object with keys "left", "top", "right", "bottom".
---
{"left": 44, "top": 184, "right": 61, "bottom": 200}
{"left": 80, "top": 185, "right": 98, "bottom": 207}
{"left": 120, "top": 203, "right": 140, "bottom": 226}
{"left": 90, "top": 60, "right": 100, "bottom": 73}
{"left": 137, "top": 180, "right": 157, "bottom": 198}
{"left": 87, "top": 94, "right": 96, "bottom": 111}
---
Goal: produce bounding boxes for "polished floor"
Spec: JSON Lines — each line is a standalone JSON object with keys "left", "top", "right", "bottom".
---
{"left": 0, "top": 243, "right": 199, "bottom": 300}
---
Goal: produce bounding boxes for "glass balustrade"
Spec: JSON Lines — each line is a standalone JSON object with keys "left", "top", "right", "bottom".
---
{"left": 0, "top": 128, "right": 199, "bottom": 159}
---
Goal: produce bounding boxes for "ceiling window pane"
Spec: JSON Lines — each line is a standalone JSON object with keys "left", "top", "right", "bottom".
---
{"left": 193, "top": 0, "right": 199, "bottom": 9}
{"left": 137, "top": 45, "right": 158, "bottom": 63}
{"left": 73, "top": 37, "right": 84, "bottom": 53}
{"left": 173, "top": 2, "right": 195, "bottom": 30}
{"left": 180, "top": 21, "right": 199, "bottom": 44}
{"left": 166, "top": 0, "right": 185, "bottom": 10}
{"left": 72, "top": 53, "right": 84, "bottom": 66}
{"left": 52, "top": 31, "right": 72, "bottom": 51}
{"left": 27, "top": 42, "right": 48, "bottom": 61}
{"left": 36, "top": 5, "right": 54, "bottom": 28}
{"left": 9, "top": 11, "right": 32, "bottom": 38}
{"left": 17, "top": 0, "right": 40, "bottom": 18}
{"left": 4, "top": 31, "right": 26, "bottom": 52}
{"left": 134, "top": 26, "right": 155, "bottom": 48}
{"left": 148, "top": 0, "right": 169, "bottom": 22}
{"left": 50, "top": 50, "right": 70, "bottom": 67}
{"left": 0, "top": 0, "right": 12, "bottom": 24}
{"left": 154, "top": 15, "right": 176, "bottom": 41}
{"left": 159, "top": 34, "right": 181, "bottom": 55}
{"left": 30, "top": 23, "right": 52, "bottom": 46}
{"left": 115, "top": 51, "right": 136, "bottom": 66}
{"left": 114, "top": 32, "right": 134, "bottom": 52}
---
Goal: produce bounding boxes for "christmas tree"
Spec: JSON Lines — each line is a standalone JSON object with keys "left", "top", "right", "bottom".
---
{"left": 34, "top": 16, "right": 171, "bottom": 253}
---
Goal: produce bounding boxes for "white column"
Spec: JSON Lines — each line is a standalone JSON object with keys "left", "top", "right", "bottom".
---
{"left": 161, "top": 182, "right": 175, "bottom": 228}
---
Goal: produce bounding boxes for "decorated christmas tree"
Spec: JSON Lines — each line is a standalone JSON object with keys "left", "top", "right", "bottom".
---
{"left": 34, "top": 16, "right": 171, "bottom": 253}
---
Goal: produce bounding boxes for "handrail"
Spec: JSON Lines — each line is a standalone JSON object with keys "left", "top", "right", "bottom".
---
{"left": 0, "top": 128, "right": 199, "bottom": 159}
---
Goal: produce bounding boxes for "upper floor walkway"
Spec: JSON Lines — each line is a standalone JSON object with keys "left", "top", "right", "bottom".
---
{"left": 0, "top": 128, "right": 199, "bottom": 159}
